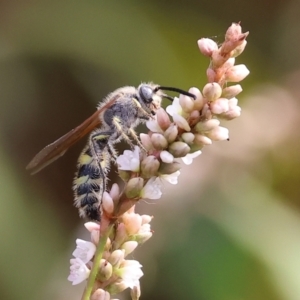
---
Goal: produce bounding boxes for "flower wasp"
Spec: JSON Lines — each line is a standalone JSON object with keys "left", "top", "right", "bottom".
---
{"left": 27, "top": 83, "right": 195, "bottom": 221}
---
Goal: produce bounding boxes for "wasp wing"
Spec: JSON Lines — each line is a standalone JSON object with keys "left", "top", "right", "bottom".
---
{"left": 26, "top": 95, "right": 119, "bottom": 175}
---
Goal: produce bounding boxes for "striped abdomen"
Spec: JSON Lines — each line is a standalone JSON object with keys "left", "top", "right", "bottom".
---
{"left": 73, "top": 146, "right": 110, "bottom": 221}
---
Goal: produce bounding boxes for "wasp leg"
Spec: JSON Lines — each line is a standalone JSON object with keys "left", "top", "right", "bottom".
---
{"left": 128, "top": 127, "right": 147, "bottom": 152}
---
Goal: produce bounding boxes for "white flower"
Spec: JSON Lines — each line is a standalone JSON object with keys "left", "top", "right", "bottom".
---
{"left": 68, "top": 258, "right": 90, "bottom": 285}
{"left": 117, "top": 146, "right": 140, "bottom": 172}
{"left": 140, "top": 177, "right": 162, "bottom": 199}
{"left": 173, "top": 114, "right": 191, "bottom": 131}
{"left": 181, "top": 150, "right": 202, "bottom": 165}
{"left": 166, "top": 97, "right": 182, "bottom": 117}
{"left": 146, "top": 119, "right": 163, "bottom": 133}
{"left": 118, "top": 260, "right": 143, "bottom": 289}
{"left": 72, "top": 239, "right": 96, "bottom": 263}
{"left": 160, "top": 170, "right": 181, "bottom": 185}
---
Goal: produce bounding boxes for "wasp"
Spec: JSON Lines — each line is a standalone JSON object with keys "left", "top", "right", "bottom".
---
{"left": 27, "top": 83, "right": 195, "bottom": 221}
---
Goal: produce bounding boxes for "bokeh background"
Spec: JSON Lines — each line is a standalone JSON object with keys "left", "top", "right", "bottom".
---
{"left": 1, "top": 1, "right": 300, "bottom": 299}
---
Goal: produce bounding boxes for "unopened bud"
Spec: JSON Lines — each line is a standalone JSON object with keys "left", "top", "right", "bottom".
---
{"left": 226, "top": 22, "right": 242, "bottom": 38}
{"left": 222, "top": 84, "right": 242, "bottom": 98}
{"left": 131, "top": 283, "right": 141, "bottom": 300}
{"left": 203, "top": 82, "right": 222, "bottom": 101}
{"left": 160, "top": 150, "right": 174, "bottom": 163}
{"left": 168, "top": 141, "right": 190, "bottom": 158}
{"left": 179, "top": 94, "right": 194, "bottom": 113}
{"left": 91, "top": 289, "right": 111, "bottom": 300}
{"left": 121, "top": 241, "right": 138, "bottom": 256}
{"left": 194, "top": 134, "right": 212, "bottom": 146}
{"left": 156, "top": 108, "right": 171, "bottom": 130}
{"left": 210, "top": 98, "right": 229, "bottom": 114}
{"left": 225, "top": 64, "right": 249, "bottom": 82}
{"left": 181, "top": 132, "right": 195, "bottom": 144}
{"left": 151, "top": 133, "right": 168, "bottom": 150}
{"left": 123, "top": 212, "right": 142, "bottom": 235}
{"left": 207, "top": 67, "right": 217, "bottom": 82}
{"left": 125, "top": 177, "right": 144, "bottom": 199}
{"left": 108, "top": 250, "right": 124, "bottom": 267}
{"left": 164, "top": 124, "right": 178, "bottom": 143}
{"left": 102, "top": 192, "right": 114, "bottom": 214}
{"left": 98, "top": 259, "right": 112, "bottom": 281}
{"left": 206, "top": 126, "right": 229, "bottom": 141}
{"left": 220, "top": 106, "right": 241, "bottom": 120}
{"left": 141, "top": 214, "right": 152, "bottom": 224}
{"left": 135, "top": 230, "right": 153, "bottom": 244}
{"left": 231, "top": 40, "right": 247, "bottom": 57}
{"left": 158, "top": 161, "right": 181, "bottom": 174}
{"left": 173, "top": 114, "right": 191, "bottom": 131}
{"left": 140, "top": 133, "right": 154, "bottom": 151}
{"left": 141, "top": 156, "right": 160, "bottom": 178}
{"left": 197, "top": 38, "right": 218, "bottom": 57}
{"left": 195, "top": 119, "right": 220, "bottom": 132}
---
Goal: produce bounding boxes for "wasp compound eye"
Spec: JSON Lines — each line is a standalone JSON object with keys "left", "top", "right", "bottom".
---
{"left": 140, "top": 85, "right": 154, "bottom": 103}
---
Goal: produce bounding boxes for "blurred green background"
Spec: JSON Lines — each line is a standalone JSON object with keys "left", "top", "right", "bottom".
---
{"left": 1, "top": 0, "right": 300, "bottom": 299}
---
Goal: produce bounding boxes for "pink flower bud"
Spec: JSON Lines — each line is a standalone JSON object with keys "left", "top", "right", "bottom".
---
{"left": 151, "top": 133, "right": 168, "bottom": 150}
{"left": 164, "top": 124, "right": 178, "bottom": 143}
{"left": 125, "top": 177, "right": 144, "bottom": 199}
{"left": 158, "top": 161, "right": 181, "bottom": 175}
{"left": 197, "top": 38, "right": 218, "bottom": 57}
{"left": 173, "top": 114, "right": 191, "bottom": 131}
{"left": 195, "top": 119, "right": 220, "bottom": 132}
{"left": 102, "top": 192, "right": 114, "bottom": 214}
{"left": 141, "top": 156, "right": 160, "bottom": 178}
{"left": 91, "top": 289, "right": 110, "bottom": 300}
{"left": 179, "top": 94, "right": 194, "bottom": 113}
{"left": 206, "top": 126, "right": 229, "bottom": 141}
{"left": 210, "top": 98, "right": 229, "bottom": 114}
{"left": 168, "top": 141, "right": 190, "bottom": 158}
{"left": 225, "top": 64, "right": 249, "bottom": 82}
{"left": 222, "top": 84, "right": 242, "bottom": 98}
{"left": 202, "top": 82, "right": 222, "bottom": 101}
{"left": 206, "top": 67, "right": 217, "bottom": 82}
{"left": 231, "top": 40, "right": 247, "bottom": 57}
{"left": 98, "top": 259, "right": 113, "bottom": 281}
{"left": 123, "top": 212, "right": 142, "bottom": 234}
{"left": 140, "top": 133, "right": 154, "bottom": 151}
{"left": 156, "top": 108, "right": 171, "bottom": 130}
{"left": 181, "top": 132, "right": 195, "bottom": 144}
{"left": 194, "top": 134, "right": 212, "bottom": 146}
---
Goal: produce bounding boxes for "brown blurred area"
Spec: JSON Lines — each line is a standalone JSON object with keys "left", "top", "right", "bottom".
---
{"left": 1, "top": 1, "right": 300, "bottom": 300}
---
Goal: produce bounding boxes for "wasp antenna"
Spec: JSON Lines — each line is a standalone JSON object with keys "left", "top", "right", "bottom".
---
{"left": 154, "top": 86, "right": 196, "bottom": 99}
{"left": 163, "top": 95, "right": 174, "bottom": 101}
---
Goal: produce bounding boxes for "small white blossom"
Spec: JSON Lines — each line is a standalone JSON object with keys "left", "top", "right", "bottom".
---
{"left": 146, "top": 119, "right": 163, "bottom": 133}
{"left": 117, "top": 146, "right": 140, "bottom": 172}
{"left": 72, "top": 239, "right": 96, "bottom": 263}
{"left": 68, "top": 258, "right": 90, "bottom": 285}
{"left": 181, "top": 150, "right": 202, "bottom": 165}
{"left": 160, "top": 170, "right": 181, "bottom": 185}
{"left": 118, "top": 260, "right": 143, "bottom": 289}
{"left": 173, "top": 114, "right": 191, "bottom": 131}
{"left": 166, "top": 97, "right": 182, "bottom": 116}
{"left": 140, "top": 177, "right": 162, "bottom": 199}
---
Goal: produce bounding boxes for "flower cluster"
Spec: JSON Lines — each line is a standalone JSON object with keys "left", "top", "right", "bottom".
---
{"left": 68, "top": 206, "right": 152, "bottom": 300}
{"left": 68, "top": 22, "right": 249, "bottom": 300}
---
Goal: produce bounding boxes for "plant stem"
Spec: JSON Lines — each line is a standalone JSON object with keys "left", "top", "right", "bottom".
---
{"left": 81, "top": 223, "right": 114, "bottom": 300}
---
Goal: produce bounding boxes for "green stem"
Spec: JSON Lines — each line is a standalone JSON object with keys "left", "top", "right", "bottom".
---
{"left": 82, "top": 223, "right": 114, "bottom": 300}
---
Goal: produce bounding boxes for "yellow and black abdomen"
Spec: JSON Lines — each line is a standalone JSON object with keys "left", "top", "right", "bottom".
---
{"left": 73, "top": 146, "right": 110, "bottom": 221}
